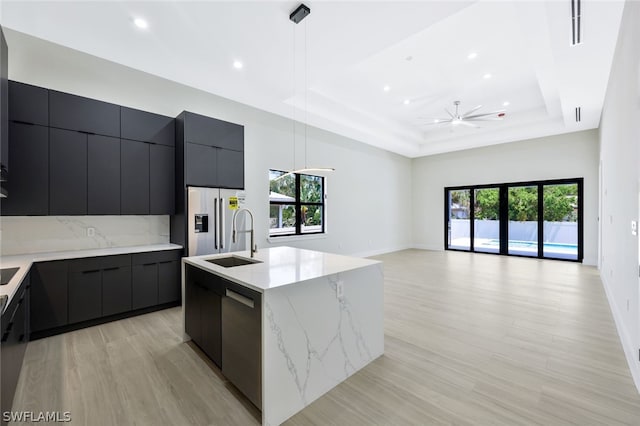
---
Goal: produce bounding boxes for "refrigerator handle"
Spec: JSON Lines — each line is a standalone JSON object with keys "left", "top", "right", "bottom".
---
{"left": 214, "top": 198, "right": 218, "bottom": 250}
{"left": 220, "top": 197, "right": 225, "bottom": 250}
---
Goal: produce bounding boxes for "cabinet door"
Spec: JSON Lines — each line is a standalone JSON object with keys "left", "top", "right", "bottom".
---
{"left": 200, "top": 287, "right": 222, "bottom": 367}
{"left": 217, "top": 148, "right": 244, "bottom": 189}
{"left": 2, "top": 123, "right": 48, "bottom": 215}
{"left": 9, "top": 81, "right": 48, "bottom": 126}
{"left": 49, "top": 128, "right": 87, "bottom": 215}
{"left": 149, "top": 144, "right": 175, "bottom": 214}
{"left": 31, "top": 261, "right": 68, "bottom": 333}
{"left": 132, "top": 263, "right": 158, "bottom": 309}
{"left": 121, "top": 139, "right": 149, "bottom": 214}
{"left": 49, "top": 90, "right": 120, "bottom": 137}
{"left": 121, "top": 107, "right": 174, "bottom": 146}
{"left": 184, "top": 275, "right": 201, "bottom": 345}
{"left": 88, "top": 134, "right": 120, "bottom": 214}
{"left": 102, "top": 266, "right": 132, "bottom": 316}
{"left": 68, "top": 270, "right": 102, "bottom": 323}
{"left": 184, "top": 112, "right": 243, "bottom": 150}
{"left": 158, "top": 260, "right": 180, "bottom": 304}
{"left": 185, "top": 142, "right": 217, "bottom": 187}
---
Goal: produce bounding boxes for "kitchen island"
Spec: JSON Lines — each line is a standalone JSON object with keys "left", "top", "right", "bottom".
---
{"left": 182, "top": 246, "right": 384, "bottom": 426}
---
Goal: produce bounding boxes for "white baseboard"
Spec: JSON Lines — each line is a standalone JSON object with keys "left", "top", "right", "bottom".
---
{"left": 411, "top": 244, "right": 443, "bottom": 251}
{"left": 600, "top": 272, "right": 640, "bottom": 394}
{"left": 350, "top": 245, "right": 413, "bottom": 258}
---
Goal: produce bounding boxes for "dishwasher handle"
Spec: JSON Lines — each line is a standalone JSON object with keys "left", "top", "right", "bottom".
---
{"left": 225, "top": 288, "right": 254, "bottom": 309}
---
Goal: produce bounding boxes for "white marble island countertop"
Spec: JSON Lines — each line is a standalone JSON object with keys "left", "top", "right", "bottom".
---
{"left": 182, "top": 245, "right": 381, "bottom": 293}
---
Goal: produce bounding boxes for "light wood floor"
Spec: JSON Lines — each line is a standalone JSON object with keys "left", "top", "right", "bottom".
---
{"left": 12, "top": 250, "right": 640, "bottom": 425}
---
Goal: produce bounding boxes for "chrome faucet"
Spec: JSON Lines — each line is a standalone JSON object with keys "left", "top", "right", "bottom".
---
{"left": 232, "top": 208, "right": 257, "bottom": 258}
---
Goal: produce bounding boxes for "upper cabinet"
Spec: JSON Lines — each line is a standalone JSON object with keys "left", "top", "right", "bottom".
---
{"left": 183, "top": 111, "right": 243, "bottom": 151}
{"left": 9, "top": 81, "right": 48, "bottom": 126}
{"left": 49, "top": 90, "right": 120, "bottom": 137}
{"left": 1, "top": 27, "right": 8, "bottom": 183}
{"left": 121, "top": 107, "right": 174, "bottom": 146}
{"left": 177, "top": 111, "right": 244, "bottom": 190}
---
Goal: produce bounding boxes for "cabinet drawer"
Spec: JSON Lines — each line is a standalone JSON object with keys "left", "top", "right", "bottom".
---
{"left": 9, "top": 81, "right": 48, "bottom": 126}
{"left": 49, "top": 90, "right": 120, "bottom": 137}
{"left": 68, "top": 254, "right": 131, "bottom": 273}
{"left": 132, "top": 249, "right": 181, "bottom": 265}
{"left": 121, "top": 107, "right": 174, "bottom": 146}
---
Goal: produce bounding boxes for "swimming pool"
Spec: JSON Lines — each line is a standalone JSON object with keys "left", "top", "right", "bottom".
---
{"left": 450, "top": 238, "right": 578, "bottom": 259}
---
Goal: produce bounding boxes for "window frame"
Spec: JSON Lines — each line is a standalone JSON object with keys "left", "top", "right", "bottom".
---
{"left": 269, "top": 169, "right": 326, "bottom": 238}
{"left": 444, "top": 177, "right": 584, "bottom": 262}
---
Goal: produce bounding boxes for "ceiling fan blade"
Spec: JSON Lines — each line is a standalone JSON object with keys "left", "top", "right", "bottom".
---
{"left": 423, "top": 119, "right": 452, "bottom": 126}
{"left": 445, "top": 108, "right": 455, "bottom": 119}
{"left": 464, "top": 110, "right": 506, "bottom": 120}
{"left": 462, "top": 105, "right": 483, "bottom": 118}
{"left": 467, "top": 117, "right": 505, "bottom": 121}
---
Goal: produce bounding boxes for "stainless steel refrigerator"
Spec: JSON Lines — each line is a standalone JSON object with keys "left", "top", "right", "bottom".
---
{"left": 187, "top": 186, "right": 246, "bottom": 256}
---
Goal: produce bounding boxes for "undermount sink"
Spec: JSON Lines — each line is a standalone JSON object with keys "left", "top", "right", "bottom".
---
{"left": 206, "top": 256, "right": 262, "bottom": 268}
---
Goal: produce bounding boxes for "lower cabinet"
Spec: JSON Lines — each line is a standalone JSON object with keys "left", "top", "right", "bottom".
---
{"left": 30, "top": 249, "right": 180, "bottom": 338}
{"left": 184, "top": 264, "right": 261, "bottom": 409}
{"left": 31, "top": 260, "right": 68, "bottom": 333}
{"left": 132, "top": 250, "right": 181, "bottom": 309}
{"left": 185, "top": 264, "right": 222, "bottom": 367}
{"left": 1, "top": 272, "right": 30, "bottom": 423}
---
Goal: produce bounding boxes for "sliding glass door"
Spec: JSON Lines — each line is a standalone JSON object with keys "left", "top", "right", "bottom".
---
{"left": 543, "top": 183, "right": 580, "bottom": 260}
{"left": 474, "top": 187, "right": 500, "bottom": 253}
{"left": 507, "top": 185, "right": 538, "bottom": 257}
{"left": 447, "top": 189, "right": 471, "bottom": 250}
{"left": 445, "top": 178, "right": 583, "bottom": 262}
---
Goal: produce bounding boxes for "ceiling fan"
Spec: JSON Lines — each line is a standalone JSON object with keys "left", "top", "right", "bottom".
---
{"left": 424, "top": 101, "right": 506, "bottom": 128}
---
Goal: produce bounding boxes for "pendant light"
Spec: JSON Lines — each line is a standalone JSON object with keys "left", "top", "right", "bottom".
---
{"left": 274, "top": 3, "right": 334, "bottom": 182}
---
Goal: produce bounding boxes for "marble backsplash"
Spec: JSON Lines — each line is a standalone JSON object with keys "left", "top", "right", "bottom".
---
{"left": 0, "top": 216, "right": 170, "bottom": 255}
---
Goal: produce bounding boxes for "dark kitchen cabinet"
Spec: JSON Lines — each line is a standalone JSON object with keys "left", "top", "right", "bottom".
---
{"left": 1, "top": 122, "right": 48, "bottom": 215}
{"left": 150, "top": 144, "right": 175, "bottom": 214}
{"left": 132, "top": 250, "right": 181, "bottom": 309}
{"left": 49, "top": 128, "right": 87, "bottom": 215}
{"left": 9, "top": 80, "right": 48, "bottom": 126}
{"left": 185, "top": 142, "right": 217, "bottom": 187}
{"left": 217, "top": 148, "right": 244, "bottom": 189}
{"left": 68, "top": 269, "right": 102, "bottom": 323}
{"left": 1, "top": 27, "right": 7, "bottom": 180}
{"left": 121, "top": 138, "right": 149, "bottom": 215}
{"left": 158, "top": 258, "right": 180, "bottom": 304}
{"left": 31, "top": 260, "right": 68, "bottom": 333}
{"left": 49, "top": 90, "right": 120, "bottom": 137}
{"left": 184, "top": 264, "right": 222, "bottom": 367}
{"left": 132, "top": 262, "right": 157, "bottom": 310}
{"left": 1, "top": 272, "right": 29, "bottom": 423}
{"left": 88, "top": 134, "right": 120, "bottom": 215}
{"left": 183, "top": 111, "right": 243, "bottom": 151}
{"left": 121, "top": 107, "right": 174, "bottom": 146}
{"left": 102, "top": 265, "right": 132, "bottom": 317}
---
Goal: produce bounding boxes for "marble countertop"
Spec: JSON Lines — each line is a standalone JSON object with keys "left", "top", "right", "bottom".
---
{"left": 0, "top": 243, "right": 183, "bottom": 314}
{"left": 183, "top": 246, "right": 381, "bottom": 293}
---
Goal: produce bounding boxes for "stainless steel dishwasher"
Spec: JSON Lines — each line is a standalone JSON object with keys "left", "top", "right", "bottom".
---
{"left": 221, "top": 281, "right": 262, "bottom": 410}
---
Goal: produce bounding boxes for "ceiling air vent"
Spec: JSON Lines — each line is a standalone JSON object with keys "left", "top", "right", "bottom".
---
{"left": 571, "top": 0, "right": 582, "bottom": 45}
{"left": 575, "top": 107, "right": 582, "bottom": 122}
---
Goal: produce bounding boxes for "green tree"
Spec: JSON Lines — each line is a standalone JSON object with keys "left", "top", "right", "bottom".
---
{"left": 475, "top": 188, "right": 499, "bottom": 220}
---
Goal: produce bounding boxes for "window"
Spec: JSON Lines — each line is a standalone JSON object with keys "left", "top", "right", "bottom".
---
{"left": 445, "top": 178, "right": 583, "bottom": 262}
{"left": 269, "top": 169, "right": 325, "bottom": 237}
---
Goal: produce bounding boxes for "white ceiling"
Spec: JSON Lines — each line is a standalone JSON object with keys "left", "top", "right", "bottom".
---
{"left": 1, "top": 0, "right": 625, "bottom": 158}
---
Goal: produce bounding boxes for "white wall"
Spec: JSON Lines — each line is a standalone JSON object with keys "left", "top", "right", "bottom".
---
{"left": 598, "top": 1, "right": 640, "bottom": 392}
{"left": 411, "top": 130, "right": 599, "bottom": 265}
{"left": 3, "top": 29, "right": 413, "bottom": 257}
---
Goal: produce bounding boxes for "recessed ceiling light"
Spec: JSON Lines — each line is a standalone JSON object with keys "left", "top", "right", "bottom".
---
{"left": 133, "top": 18, "right": 148, "bottom": 29}
{"left": 403, "top": 99, "right": 411, "bottom": 105}
{"left": 383, "top": 85, "right": 391, "bottom": 92}
{"left": 468, "top": 52, "right": 478, "bottom": 60}
{"left": 233, "top": 60, "right": 243, "bottom": 69}
{"left": 483, "top": 73, "right": 492, "bottom": 79}
{"left": 503, "top": 101, "right": 510, "bottom": 106}
{"left": 434, "top": 119, "right": 440, "bottom": 123}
